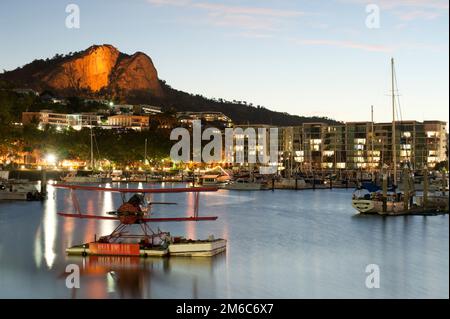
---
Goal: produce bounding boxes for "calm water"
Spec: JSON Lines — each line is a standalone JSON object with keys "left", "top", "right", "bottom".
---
{"left": 0, "top": 183, "right": 448, "bottom": 299}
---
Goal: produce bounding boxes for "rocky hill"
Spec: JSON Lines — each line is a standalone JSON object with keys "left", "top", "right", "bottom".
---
{"left": 0, "top": 44, "right": 338, "bottom": 126}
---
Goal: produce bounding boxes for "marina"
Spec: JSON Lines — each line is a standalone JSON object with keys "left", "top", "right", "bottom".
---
{"left": 0, "top": 182, "right": 448, "bottom": 298}
{"left": 0, "top": 1, "right": 448, "bottom": 303}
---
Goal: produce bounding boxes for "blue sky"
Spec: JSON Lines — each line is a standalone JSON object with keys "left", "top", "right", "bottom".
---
{"left": 0, "top": 0, "right": 448, "bottom": 123}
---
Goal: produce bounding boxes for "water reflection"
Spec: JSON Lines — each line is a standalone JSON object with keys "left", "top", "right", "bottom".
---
{"left": 33, "top": 224, "right": 42, "bottom": 269}
{"left": 100, "top": 187, "right": 116, "bottom": 238}
{"left": 43, "top": 185, "right": 57, "bottom": 269}
{"left": 62, "top": 254, "right": 225, "bottom": 299}
{"left": 1, "top": 184, "right": 447, "bottom": 298}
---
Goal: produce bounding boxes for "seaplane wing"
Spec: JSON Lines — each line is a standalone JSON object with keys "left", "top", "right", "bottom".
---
{"left": 58, "top": 212, "right": 119, "bottom": 220}
{"left": 57, "top": 212, "right": 218, "bottom": 222}
{"left": 55, "top": 184, "right": 218, "bottom": 193}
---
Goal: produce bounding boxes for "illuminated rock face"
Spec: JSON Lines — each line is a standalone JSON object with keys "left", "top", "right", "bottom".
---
{"left": 2, "top": 44, "right": 164, "bottom": 98}
{"left": 43, "top": 45, "right": 120, "bottom": 92}
{"left": 112, "top": 52, "right": 164, "bottom": 97}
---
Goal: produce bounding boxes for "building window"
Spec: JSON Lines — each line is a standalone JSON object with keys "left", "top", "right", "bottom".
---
{"left": 402, "top": 132, "right": 411, "bottom": 138}
{"left": 426, "top": 131, "right": 439, "bottom": 138}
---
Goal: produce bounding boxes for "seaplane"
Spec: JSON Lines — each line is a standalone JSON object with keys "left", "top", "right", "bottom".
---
{"left": 56, "top": 184, "right": 227, "bottom": 257}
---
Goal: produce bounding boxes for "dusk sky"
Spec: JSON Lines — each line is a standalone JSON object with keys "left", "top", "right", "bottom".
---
{"left": 0, "top": 0, "right": 448, "bottom": 123}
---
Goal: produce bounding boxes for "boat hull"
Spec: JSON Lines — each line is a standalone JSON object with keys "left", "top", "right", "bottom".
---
{"left": 65, "top": 239, "right": 227, "bottom": 258}
{"left": 223, "top": 183, "right": 267, "bottom": 191}
{"left": 352, "top": 199, "right": 406, "bottom": 214}
{"left": 61, "top": 176, "right": 113, "bottom": 183}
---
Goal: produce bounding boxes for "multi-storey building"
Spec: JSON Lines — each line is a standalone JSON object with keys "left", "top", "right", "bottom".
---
{"left": 107, "top": 114, "right": 150, "bottom": 130}
{"left": 279, "top": 120, "right": 447, "bottom": 172}
{"left": 228, "top": 124, "right": 278, "bottom": 171}
{"left": 22, "top": 110, "right": 100, "bottom": 130}
{"left": 176, "top": 112, "right": 233, "bottom": 129}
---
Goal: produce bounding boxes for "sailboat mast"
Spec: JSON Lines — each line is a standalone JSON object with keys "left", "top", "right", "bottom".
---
{"left": 144, "top": 138, "right": 148, "bottom": 164}
{"left": 90, "top": 118, "right": 94, "bottom": 170}
{"left": 371, "top": 105, "right": 374, "bottom": 171}
{"left": 391, "top": 58, "right": 397, "bottom": 186}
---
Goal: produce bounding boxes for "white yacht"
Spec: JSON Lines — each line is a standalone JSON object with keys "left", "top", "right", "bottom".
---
{"left": 222, "top": 178, "right": 268, "bottom": 191}
{"left": 61, "top": 172, "right": 112, "bottom": 183}
{"left": 351, "top": 187, "right": 405, "bottom": 214}
{"left": 351, "top": 58, "right": 411, "bottom": 215}
{"left": 200, "top": 174, "right": 230, "bottom": 186}
{"left": 0, "top": 180, "right": 43, "bottom": 201}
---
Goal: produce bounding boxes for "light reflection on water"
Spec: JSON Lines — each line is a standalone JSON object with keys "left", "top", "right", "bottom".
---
{"left": 100, "top": 188, "right": 116, "bottom": 239}
{"left": 43, "top": 185, "right": 57, "bottom": 269}
{"left": 0, "top": 183, "right": 448, "bottom": 298}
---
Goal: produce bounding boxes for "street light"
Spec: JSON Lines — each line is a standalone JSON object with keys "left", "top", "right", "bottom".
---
{"left": 46, "top": 154, "right": 57, "bottom": 166}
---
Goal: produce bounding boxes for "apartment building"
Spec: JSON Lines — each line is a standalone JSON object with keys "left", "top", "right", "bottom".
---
{"left": 176, "top": 111, "right": 233, "bottom": 129}
{"left": 22, "top": 110, "right": 101, "bottom": 130}
{"left": 279, "top": 120, "right": 447, "bottom": 171}
{"left": 107, "top": 114, "right": 150, "bottom": 130}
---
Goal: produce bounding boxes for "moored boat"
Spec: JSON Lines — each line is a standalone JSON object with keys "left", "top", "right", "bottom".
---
{"left": 222, "top": 178, "right": 268, "bottom": 190}
{"left": 0, "top": 180, "right": 43, "bottom": 201}
{"left": 61, "top": 171, "right": 112, "bottom": 183}
{"left": 200, "top": 174, "right": 230, "bottom": 186}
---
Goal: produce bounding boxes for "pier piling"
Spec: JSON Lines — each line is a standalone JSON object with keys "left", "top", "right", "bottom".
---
{"left": 40, "top": 169, "right": 47, "bottom": 200}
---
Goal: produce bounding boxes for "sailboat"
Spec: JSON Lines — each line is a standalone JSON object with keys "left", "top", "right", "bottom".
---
{"left": 61, "top": 124, "right": 112, "bottom": 184}
{"left": 351, "top": 59, "right": 449, "bottom": 215}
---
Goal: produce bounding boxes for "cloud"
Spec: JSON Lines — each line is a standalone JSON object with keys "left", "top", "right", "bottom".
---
{"left": 147, "top": 0, "right": 309, "bottom": 32}
{"left": 395, "top": 9, "right": 443, "bottom": 21}
{"left": 148, "top": 0, "right": 190, "bottom": 6}
{"left": 293, "top": 37, "right": 449, "bottom": 53}
{"left": 339, "top": 0, "right": 449, "bottom": 10}
{"left": 148, "top": 0, "right": 307, "bottom": 17}
{"left": 191, "top": 2, "right": 307, "bottom": 18}
{"left": 340, "top": 0, "right": 448, "bottom": 22}
{"left": 293, "top": 39, "right": 393, "bottom": 52}
{"left": 208, "top": 14, "right": 276, "bottom": 31}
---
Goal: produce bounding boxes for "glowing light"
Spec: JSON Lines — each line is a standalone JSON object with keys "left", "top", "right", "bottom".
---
{"left": 46, "top": 154, "right": 57, "bottom": 165}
